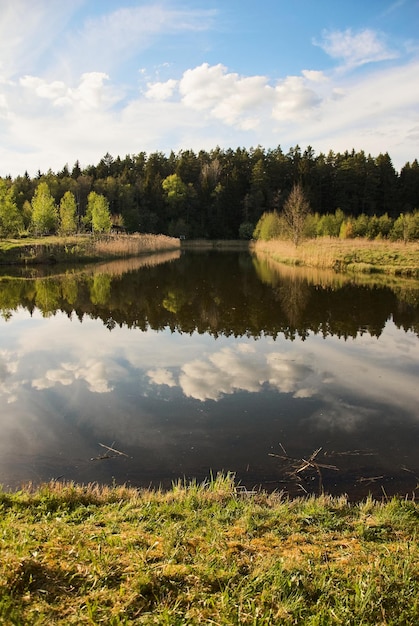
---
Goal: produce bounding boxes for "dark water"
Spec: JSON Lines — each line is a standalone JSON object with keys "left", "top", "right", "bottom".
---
{"left": 0, "top": 249, "right": 418, "bottom": 499}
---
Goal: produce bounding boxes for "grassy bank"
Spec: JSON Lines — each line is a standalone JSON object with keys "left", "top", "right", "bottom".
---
{"left": 0, "top": 234, "right": 180, "bottom": 266}
{"left": 253, "top": 237, "right": 419, "bottom": 278}
{"left": 1, "top": 475, "right": 418, "bottom": 625}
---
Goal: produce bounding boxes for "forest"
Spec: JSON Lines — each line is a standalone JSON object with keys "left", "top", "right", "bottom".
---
{"left": 0, "top": 144, "right": 419, "bottom": 240}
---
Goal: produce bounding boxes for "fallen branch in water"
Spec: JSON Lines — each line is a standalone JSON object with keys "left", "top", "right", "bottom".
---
{"left": 91, "top": 442, "right": 130, "bottom": 461}
{"left": 269, "top": 444, "right": 338, "bottom": 494}
{"left": 98, "top": 443, "right": 129, "bottom": 457}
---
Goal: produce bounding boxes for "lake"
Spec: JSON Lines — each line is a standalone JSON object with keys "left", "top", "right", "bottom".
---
{"left": 0, "top": 249, "right": 418, "bottom": 499}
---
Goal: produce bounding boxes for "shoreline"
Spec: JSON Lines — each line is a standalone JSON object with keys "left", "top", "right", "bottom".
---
{"left": 1, "top": 235, "right": 418, "bottom": 279}
{"left": 252, "top": 237, "right": 419, "bottom": 278}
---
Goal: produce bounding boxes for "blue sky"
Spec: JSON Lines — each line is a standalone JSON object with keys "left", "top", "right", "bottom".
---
{"left": 0, "top": 0, "right": 418, "bottom": 176}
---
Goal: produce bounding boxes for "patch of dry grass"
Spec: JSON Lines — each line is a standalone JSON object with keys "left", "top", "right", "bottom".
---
{"left": 252, "top": 237, "right": 419, "bottom": 277}
{"left": 91, "top": 233, "right": 180, "bottom": 257}
{"left": 0, "top": 233, "right": 181, "bottom": 266}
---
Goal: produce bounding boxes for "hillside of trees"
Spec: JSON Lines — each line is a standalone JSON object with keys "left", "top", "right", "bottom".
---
{"left": 1, "top": 145, "right": 418, "bottom": 240}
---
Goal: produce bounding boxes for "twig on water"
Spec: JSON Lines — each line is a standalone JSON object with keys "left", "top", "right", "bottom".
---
{"left": 357, "top": 475, "right": 384, "bottom": 485}
{"left": 269, "top": 444, "right": 338, "bottom": 494}
{"left": 90, "top": 442, "right": 130, "bottom": 462}
{"left": 98, "top": 443, "right": 129, "bottom": 457}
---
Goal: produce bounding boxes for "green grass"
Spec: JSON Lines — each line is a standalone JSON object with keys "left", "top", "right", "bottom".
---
{"left": 0, "top": 475, "right": 418, "bottom": 624}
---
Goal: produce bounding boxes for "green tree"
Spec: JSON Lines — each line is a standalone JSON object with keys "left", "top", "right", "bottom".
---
{"left": 162, "top": 174, "right": 188, "bottom": 206}
{"left": 253, "top": 211, "right": 282, "bottom": 241}
{"left": 59, "top": 191, "right": 77, "bottom": 235}
{"left": 0, "top": 181, "right": 24, "bottom": 237}
{"left": 86, "top": 192, "right": 112, "bottom": 234}
{"left": 390, "top": 211, "right": 419, "bottom": 242}
{"left": 31, "top": 182, "right": 58, "bottom": 235}
{"left": 282, "top": 183, "right": 311, "bottom": 245}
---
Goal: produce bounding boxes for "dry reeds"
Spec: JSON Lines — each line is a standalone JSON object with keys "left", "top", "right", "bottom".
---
{"left": 91, "top": 233, "right": 180, "bottom": 257}
{"left": 252, "top": 237, "right": 419, "bottom": 276}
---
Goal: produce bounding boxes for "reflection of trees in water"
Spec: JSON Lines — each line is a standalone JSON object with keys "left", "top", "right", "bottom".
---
{"left": 61, "top": 275, "right": 78, "bottom": 306}
{"left": 276, "top": 278, "right": 311, "bottom": 330}
{"left": 0, "top": 252, "right": 418, "bottom": 339}
{"left": 35, "top": 279, "right": 61, "bottom": 317}
{"left": 90, "top": 274, "right": 111, "bottom": 306}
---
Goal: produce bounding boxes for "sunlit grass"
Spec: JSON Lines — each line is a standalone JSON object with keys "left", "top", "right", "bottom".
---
{"left": 0, "top": 233, "right": 180, "bottom": 265}
{"left": 252, "top": 237, "right": 419, "bottom": 277}
{"left": 1, "top": 475, "right": 418, "bottom": 624}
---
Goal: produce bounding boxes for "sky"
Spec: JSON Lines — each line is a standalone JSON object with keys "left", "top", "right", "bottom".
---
{"left": 0, "top": 0, "right": 418, "bottom": 177}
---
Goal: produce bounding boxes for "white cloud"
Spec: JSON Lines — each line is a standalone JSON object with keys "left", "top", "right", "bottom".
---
{"left": 316, "top": 28, "right": 398, "bottom": 69}
{"left": 178, "top": 63, "right": 273, "bottom": 127}
{"left": 145, "top": 63, "right": 322, "bottom": 129}
{"left": 272, "top": 75, "right": 321, "bottom": 120}
{"left": 19, "top": 76, "right": 67, "bottom": 101}
{"left": 146, "top": 79, "right": 178, "bottom": 101}
{"left": 20, "top": 72, "right": 115, "bottom": 111}
{"left": 302, "top": 70, "right": 328, "bottom": 83}
{"left": 1, "top": 52, "right": 418, "bottom": 176}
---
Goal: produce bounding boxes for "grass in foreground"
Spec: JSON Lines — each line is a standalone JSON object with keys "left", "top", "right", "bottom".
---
{"left": 253, "top": 237, "right": 419, "bottom": 277}
{"left": 1, "top": 475, "right": 418, "bottom": 625}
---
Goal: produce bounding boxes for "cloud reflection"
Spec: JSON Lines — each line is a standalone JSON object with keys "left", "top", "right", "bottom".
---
{"left": 0, "top": 349, "right": 19, "bottom": 403}
{"left": 32, "top": 359, "right": 114, "bottom": 394}
{"left": 147, "top": 367, "right": 176, "bottom": 388}
{"left": 0, "top": 311, "right": 418, "bottom": 431}
{"left": 147, "top": 344, "right": 328, "bottom": 402}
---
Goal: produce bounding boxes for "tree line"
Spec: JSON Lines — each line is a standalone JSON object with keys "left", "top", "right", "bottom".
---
{"left": 0, "top": 145, "right": 418, "bottom": 240}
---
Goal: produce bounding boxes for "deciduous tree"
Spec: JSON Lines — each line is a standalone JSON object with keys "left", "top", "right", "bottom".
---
{"left": 282, "top": 183, "right": 311, "bottom": 246}
{"left": 87, "top": 191, "right": 112, "bottom": 234}
{"left": 162, "top": 174, "right": 187, "bottom": 206}
{"left": 0, "top": 181, "right": 24, "bottom": 237}
{"left": 31, "top": 182, "right": 58, "bottom": 235}
{"left": 59, "top": 191, "right": 77, "bottom": 235}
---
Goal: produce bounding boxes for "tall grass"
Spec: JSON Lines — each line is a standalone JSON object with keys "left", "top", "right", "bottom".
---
{"left": 1, "top": 476, "right": 418, "bottom": 624}
{"left": 91, "top": 233, "right": 180, "bottom": 257}
{"left": 0, "top": 233, "right": 180, "bottom": 265}
{"left": 252, "top": 237, "right": 419, "bottom": 277}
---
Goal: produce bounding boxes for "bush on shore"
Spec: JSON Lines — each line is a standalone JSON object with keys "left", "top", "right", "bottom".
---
{"left": 254, "top": 209, "right": 419, "bottom": 243}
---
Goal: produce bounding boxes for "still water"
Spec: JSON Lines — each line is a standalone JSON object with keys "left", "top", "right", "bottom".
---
{"left": 0, "top": 250, "right": 418, "bottom": 498}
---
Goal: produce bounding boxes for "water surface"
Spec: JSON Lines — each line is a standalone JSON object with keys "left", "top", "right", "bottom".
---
{"left": 1, "top": 250, "right": 418, "bottom": 498}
